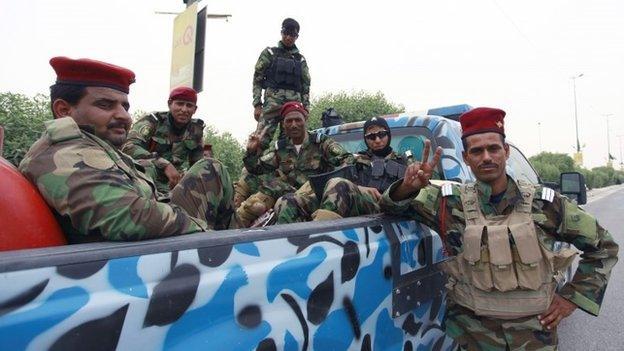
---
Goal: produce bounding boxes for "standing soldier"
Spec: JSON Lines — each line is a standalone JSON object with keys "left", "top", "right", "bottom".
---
{"left": 252, "top": 17, "right": 310, "bottom": 150}
{"left": 381, "top": 107, "right": 618, "bottom": 350}
{"left": 19, "top": 57, "right": 233, "bottom": 243}
{"left": 123, "top": 86, "right": 204, "bottom": 194}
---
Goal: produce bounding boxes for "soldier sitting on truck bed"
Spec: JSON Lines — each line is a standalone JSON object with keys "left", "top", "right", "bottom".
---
{"left": 274, "top": 116, "right": 413, "bottom": 223}
{"left": 122, "top": 87, "right": 204, "bottom": 195}
{"left": 19, "top": 57, "right": 233, "bottom": 243}
{"left": 236, "top": 101, "right": 370, "bottom": 227}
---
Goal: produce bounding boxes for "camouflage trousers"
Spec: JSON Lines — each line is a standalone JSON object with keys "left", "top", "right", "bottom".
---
{"left": 170, "top": 158, "right": 234, "bottom": 231}
{"left": 275, "top": 178, "right": 380, "bottom": 224}
{"left": 234, "top": 168, "right": 261, "bottom": 208}
{"left": 256, "top": 93, "right": 303, "bottom": 149}
{"left": 445, "top": 302, "right": 557, "bottom": 351}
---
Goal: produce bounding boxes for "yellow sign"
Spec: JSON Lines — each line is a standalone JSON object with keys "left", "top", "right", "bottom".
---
{"left": 573, "top": 152, "right": 583, "bottom": 167}
{"left": 170, "top": 3, "right": 197, "bottom": 89}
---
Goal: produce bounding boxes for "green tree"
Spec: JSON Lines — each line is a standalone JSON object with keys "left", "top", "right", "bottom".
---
{"left": 0, "top": 92, "right": 53, "bottom": 166}
{"left": 204, "top": 125, "right": 245, "bottom": 181}
{"left": 529, "top": 152, "right": 576, "bottom": 184}
{"left": 307, "top": 90, "right": 405, "bottom": 129}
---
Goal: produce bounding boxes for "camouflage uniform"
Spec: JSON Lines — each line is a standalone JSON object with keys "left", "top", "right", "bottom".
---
{"left": 380, "top": 176, "right": 618, "bottom": 350}
{"left": 252, "top": 41, "right": 311, "bottom": 149}
{"left": 233, "top": 168, "right": 261, "bottom": 208}
{"left": 19, "top": 117, "right": 233, "bottom": 243}
{"left": 236, "top": 131, "right": 352, "bottom": 227}
{"left": 274, "top": 150, "right": 413, "bottom": 223}
{"left": 122, "top": 111, "right": 204, "bottom": 194}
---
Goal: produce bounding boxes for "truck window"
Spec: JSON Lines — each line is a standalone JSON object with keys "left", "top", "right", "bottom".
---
{"left": 331, "top": 126, "right": 434, "bottom": 161}
{"left": 506, "top": 144, "right": 539, "bottom": 184}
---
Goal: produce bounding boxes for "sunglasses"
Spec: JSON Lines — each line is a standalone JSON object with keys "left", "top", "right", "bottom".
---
{"left": 282, "top": 30, "right": 299, "bottom": 38}
{"left": 364, "top": 130, "right": 389, "bottom": 141}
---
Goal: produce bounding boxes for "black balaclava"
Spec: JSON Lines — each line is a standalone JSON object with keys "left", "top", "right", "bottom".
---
{"left": 362, "top": 117, "right": 392, "bottom": 157}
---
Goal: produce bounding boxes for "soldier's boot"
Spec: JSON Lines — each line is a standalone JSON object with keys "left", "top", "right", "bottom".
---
{"left": 234, "top": 192, "right": 275, "bottom": 228}
{"left": 311, "top": 209, "right": 343, "bottom": 221}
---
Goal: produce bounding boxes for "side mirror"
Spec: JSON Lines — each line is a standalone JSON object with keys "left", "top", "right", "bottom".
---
{"left": 559, "top": 172, "right": 587, "bottom": 205}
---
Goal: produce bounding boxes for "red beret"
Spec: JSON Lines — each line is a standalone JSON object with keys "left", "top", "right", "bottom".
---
{"left": 280, "top": 101, "right": 308, "bottom": 118}
{"left": 169, "top": 86, "right": 197, "bottom": 104}
{"left": 459, "top": 107, "right": 506, "bottom": 138}
{"left": 49, "top": 56, "right": 135, "bottom": 94}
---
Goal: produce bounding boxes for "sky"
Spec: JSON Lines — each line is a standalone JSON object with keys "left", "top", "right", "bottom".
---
{"left": 1, "top": 0, "right": 623, "bottom": 168}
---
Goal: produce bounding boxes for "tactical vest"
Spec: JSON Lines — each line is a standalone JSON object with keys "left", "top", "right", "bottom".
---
{"left": 262, "top": 47, "right": 304, "bottom": 92}
{"left": 441, "top": 181, "right": 577, "bottom": 319}
{"left": 356, "top": 157, "right": 407, "bottom": 192}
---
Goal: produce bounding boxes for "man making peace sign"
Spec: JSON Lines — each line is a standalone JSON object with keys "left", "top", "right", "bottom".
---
{"left": 380, "top": 107, "right": 618, "bottom": 350}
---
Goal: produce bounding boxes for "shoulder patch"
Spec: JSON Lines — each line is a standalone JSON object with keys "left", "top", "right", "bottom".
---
{"left": 539, "top": 187, "right": 555, "bottom": 203}
{"left": 441, "top": 183, "right": 453, "bottom": 197}
{"left": 81, "top": 149, "right": 115, "bottom": 170}
{"left": 45, "top": 117, "right": 82, "bottom": 143}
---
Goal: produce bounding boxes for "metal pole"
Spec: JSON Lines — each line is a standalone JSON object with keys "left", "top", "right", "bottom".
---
{"left": 618, "top": 135, "right": 624, "bottom": 170}
{"left": 572, "top": 74, "right": 583, "bottom": 153}
{"left": 605, "top": 114, "right": 612, "bottom": 161}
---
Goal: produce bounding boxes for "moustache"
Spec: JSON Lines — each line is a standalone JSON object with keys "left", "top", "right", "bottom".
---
{"left": 107, "top": 122, "right": 129, "bottom": 131}
{"left": 478, "top": 163, "right": 498, "bottom": 170}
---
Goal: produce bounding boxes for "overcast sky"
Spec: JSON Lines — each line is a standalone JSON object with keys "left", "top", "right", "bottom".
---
{"left": 1, "top": 0, "right": 623, "bottom": 168}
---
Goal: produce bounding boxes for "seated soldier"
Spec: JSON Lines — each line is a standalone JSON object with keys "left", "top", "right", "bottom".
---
{"left": 236, "top": 101, "right": 356, "bottom": 227}
{"left": 122, "top": 87, "right": 204, "bottom": 195}
{"left": 274, "top": 116, "right": 412, "bottom": 223}
{"left": 19, "top": 57, "right": 233, "bottom": 243}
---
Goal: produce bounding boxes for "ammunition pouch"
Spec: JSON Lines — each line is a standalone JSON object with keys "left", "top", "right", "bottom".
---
{"left": 356, "top": 159, "right": 406, "bottom": 193}
{"left": 262, "top": 51, "right": 303, "bottom": 92}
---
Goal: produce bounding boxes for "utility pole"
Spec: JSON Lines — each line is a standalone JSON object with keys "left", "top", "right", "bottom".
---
{"left": 604, "top": 114, "right": 613, "bottom": 167}
{"left": 537, "top": 122, "right": 542, "bottom": 152}
{"left": 618, "top": 134, "right": 624, "bottom": 171}
{"left": 571, "top": 73, "right": 584, "bottom": 166}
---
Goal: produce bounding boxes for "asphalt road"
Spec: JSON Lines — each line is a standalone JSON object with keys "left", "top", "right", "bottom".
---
{"left": 559, "top": 185, "right": 624, "bottom": 350}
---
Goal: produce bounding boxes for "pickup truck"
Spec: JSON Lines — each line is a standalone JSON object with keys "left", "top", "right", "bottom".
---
{"left": 0, "top": 105, "right": 586, "bottom": 351}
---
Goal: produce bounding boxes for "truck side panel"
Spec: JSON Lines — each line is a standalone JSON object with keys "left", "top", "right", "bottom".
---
{"left": 0, "top": 219, "right": 454, "bottom": 350}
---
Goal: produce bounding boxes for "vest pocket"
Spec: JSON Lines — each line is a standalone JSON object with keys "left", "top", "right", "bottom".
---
{"left": 487, "top": 225, "right": 518, "bottom": 292}
{"left": 461, "top": 225, "right": 494, "bottom": 291}
{"left": 509, "top": 222, "right": 549, "bottom": 290}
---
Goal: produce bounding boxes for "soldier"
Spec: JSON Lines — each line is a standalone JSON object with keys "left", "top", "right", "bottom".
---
{"left": 380, "top": 107, "right": 618, "bottom": 350}
{"left": 252, "top": 18, "right": 311, "bottom": 149}
{"left": 237, "top": 101, "right": 354, "bottom": 227}
{"left": 274, "top": 116, "right": 413, "bottom": 223}
{"left": 19, "top": 57, "right": 233, "bottom": 243}
{"left": 122, "top": 86, "right": 204, "bottom": 194}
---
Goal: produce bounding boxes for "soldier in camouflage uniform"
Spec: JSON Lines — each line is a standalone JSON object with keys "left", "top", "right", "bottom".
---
{"left": 252, "top": 18, "right": 311, "bottom": 150}
{"left": 380, "top": 107, "right": 618, "bottom": 350}
{"left": 19, "top": 57, "right": 233, "bottom": 243}
{"left": 122, "top": 86, "right": 204, "bottom": 195}
{"left": 237, "top": 101, "right": 355, "bottom": 227}
{"left": 275, "top": 116, "right": 413, "bottom": 223}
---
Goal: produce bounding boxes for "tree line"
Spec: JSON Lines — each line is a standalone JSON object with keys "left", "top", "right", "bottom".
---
{"left": 2, "top": 91, "right": 621, "bottom": 188}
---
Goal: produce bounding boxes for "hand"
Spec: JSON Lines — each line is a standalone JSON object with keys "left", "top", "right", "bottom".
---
{"left": 391, "top": 139, "right": 442, "bottom": 200}
{"left": 246, "top": 126, "right": 268, "bottom": 153}
{"left": 538, "top": 294, "right": 577, "bottom": 330}
{"left": 358, "top": 186, "right": 382, "bottom": 202}
{"left": 254, "top": 105, "right": 262, "bottom": 121}
{"left": 164, "top": 164, "right": 182, "bottom": 189}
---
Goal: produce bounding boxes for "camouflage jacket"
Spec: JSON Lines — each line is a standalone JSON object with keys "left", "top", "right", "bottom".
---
{"left": 380, "top": 176, "right": 618, "bottom": 316}
{"left": 243, "top": 132, "right": 353, "bottom": 198}
{"left": 252, "top": 41, "right": 311, "bottom": 108}
{"left": 123, "top": 111, "right": 204, "bottom": 172}
{"left": 19, "top": 117, "right": 207, "bottom": 243}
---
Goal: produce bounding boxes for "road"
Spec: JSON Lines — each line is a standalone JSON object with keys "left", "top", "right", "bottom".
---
{"left": 559, "top": 184, "right": 624, "bottom": 350}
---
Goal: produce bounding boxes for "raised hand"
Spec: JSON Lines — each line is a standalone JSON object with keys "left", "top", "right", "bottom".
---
{"left": 391, "top": 139, "right": 442, "bottom": 200}
{"left": 246, "top": 126, "right": 268, "bottom": 153}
